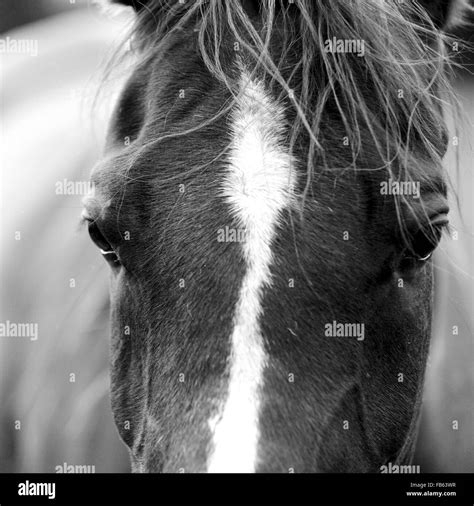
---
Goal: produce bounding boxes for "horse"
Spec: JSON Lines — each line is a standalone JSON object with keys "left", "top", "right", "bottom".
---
{"left": 79, "top": 0, "right": 469, "bottom": 473}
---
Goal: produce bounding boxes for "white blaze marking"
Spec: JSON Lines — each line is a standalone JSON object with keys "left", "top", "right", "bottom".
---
{"left": 207, "top": 71, "right": 296, "bottom": 473}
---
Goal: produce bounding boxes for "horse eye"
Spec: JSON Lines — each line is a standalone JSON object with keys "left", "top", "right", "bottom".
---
{"left": 87, "top": 221, "right": 121, "bottom": 268}
{"left": 399, "top": 219, "right": 447, "bottom": 270}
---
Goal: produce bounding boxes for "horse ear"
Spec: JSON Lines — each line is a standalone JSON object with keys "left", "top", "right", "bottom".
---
{"left": 417, "top": 0, "right": 471, "bottom": 29}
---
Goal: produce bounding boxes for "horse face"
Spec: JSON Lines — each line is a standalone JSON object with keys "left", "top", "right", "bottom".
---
{"left": 85, "top": 0, "right": 460, "bottom": 472}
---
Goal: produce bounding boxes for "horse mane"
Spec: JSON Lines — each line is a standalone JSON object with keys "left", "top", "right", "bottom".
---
{"left": 113, "top": 0, "right": 468, "bottom": 232}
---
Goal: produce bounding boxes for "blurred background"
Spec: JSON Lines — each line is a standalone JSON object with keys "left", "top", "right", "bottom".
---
{"left": 1, "top": 0, "right": 132, "bottom": 472}
{"left": 0, "top": 0, "right": 473, "bottom": 473}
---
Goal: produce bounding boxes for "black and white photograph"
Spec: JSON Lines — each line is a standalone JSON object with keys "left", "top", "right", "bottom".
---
{"left": 1, "top": 0, "right": 473, "bottom": 504}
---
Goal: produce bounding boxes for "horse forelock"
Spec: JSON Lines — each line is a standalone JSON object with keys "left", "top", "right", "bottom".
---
{"left": 111, "top": 0, "right": 459, "bottom": 234}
